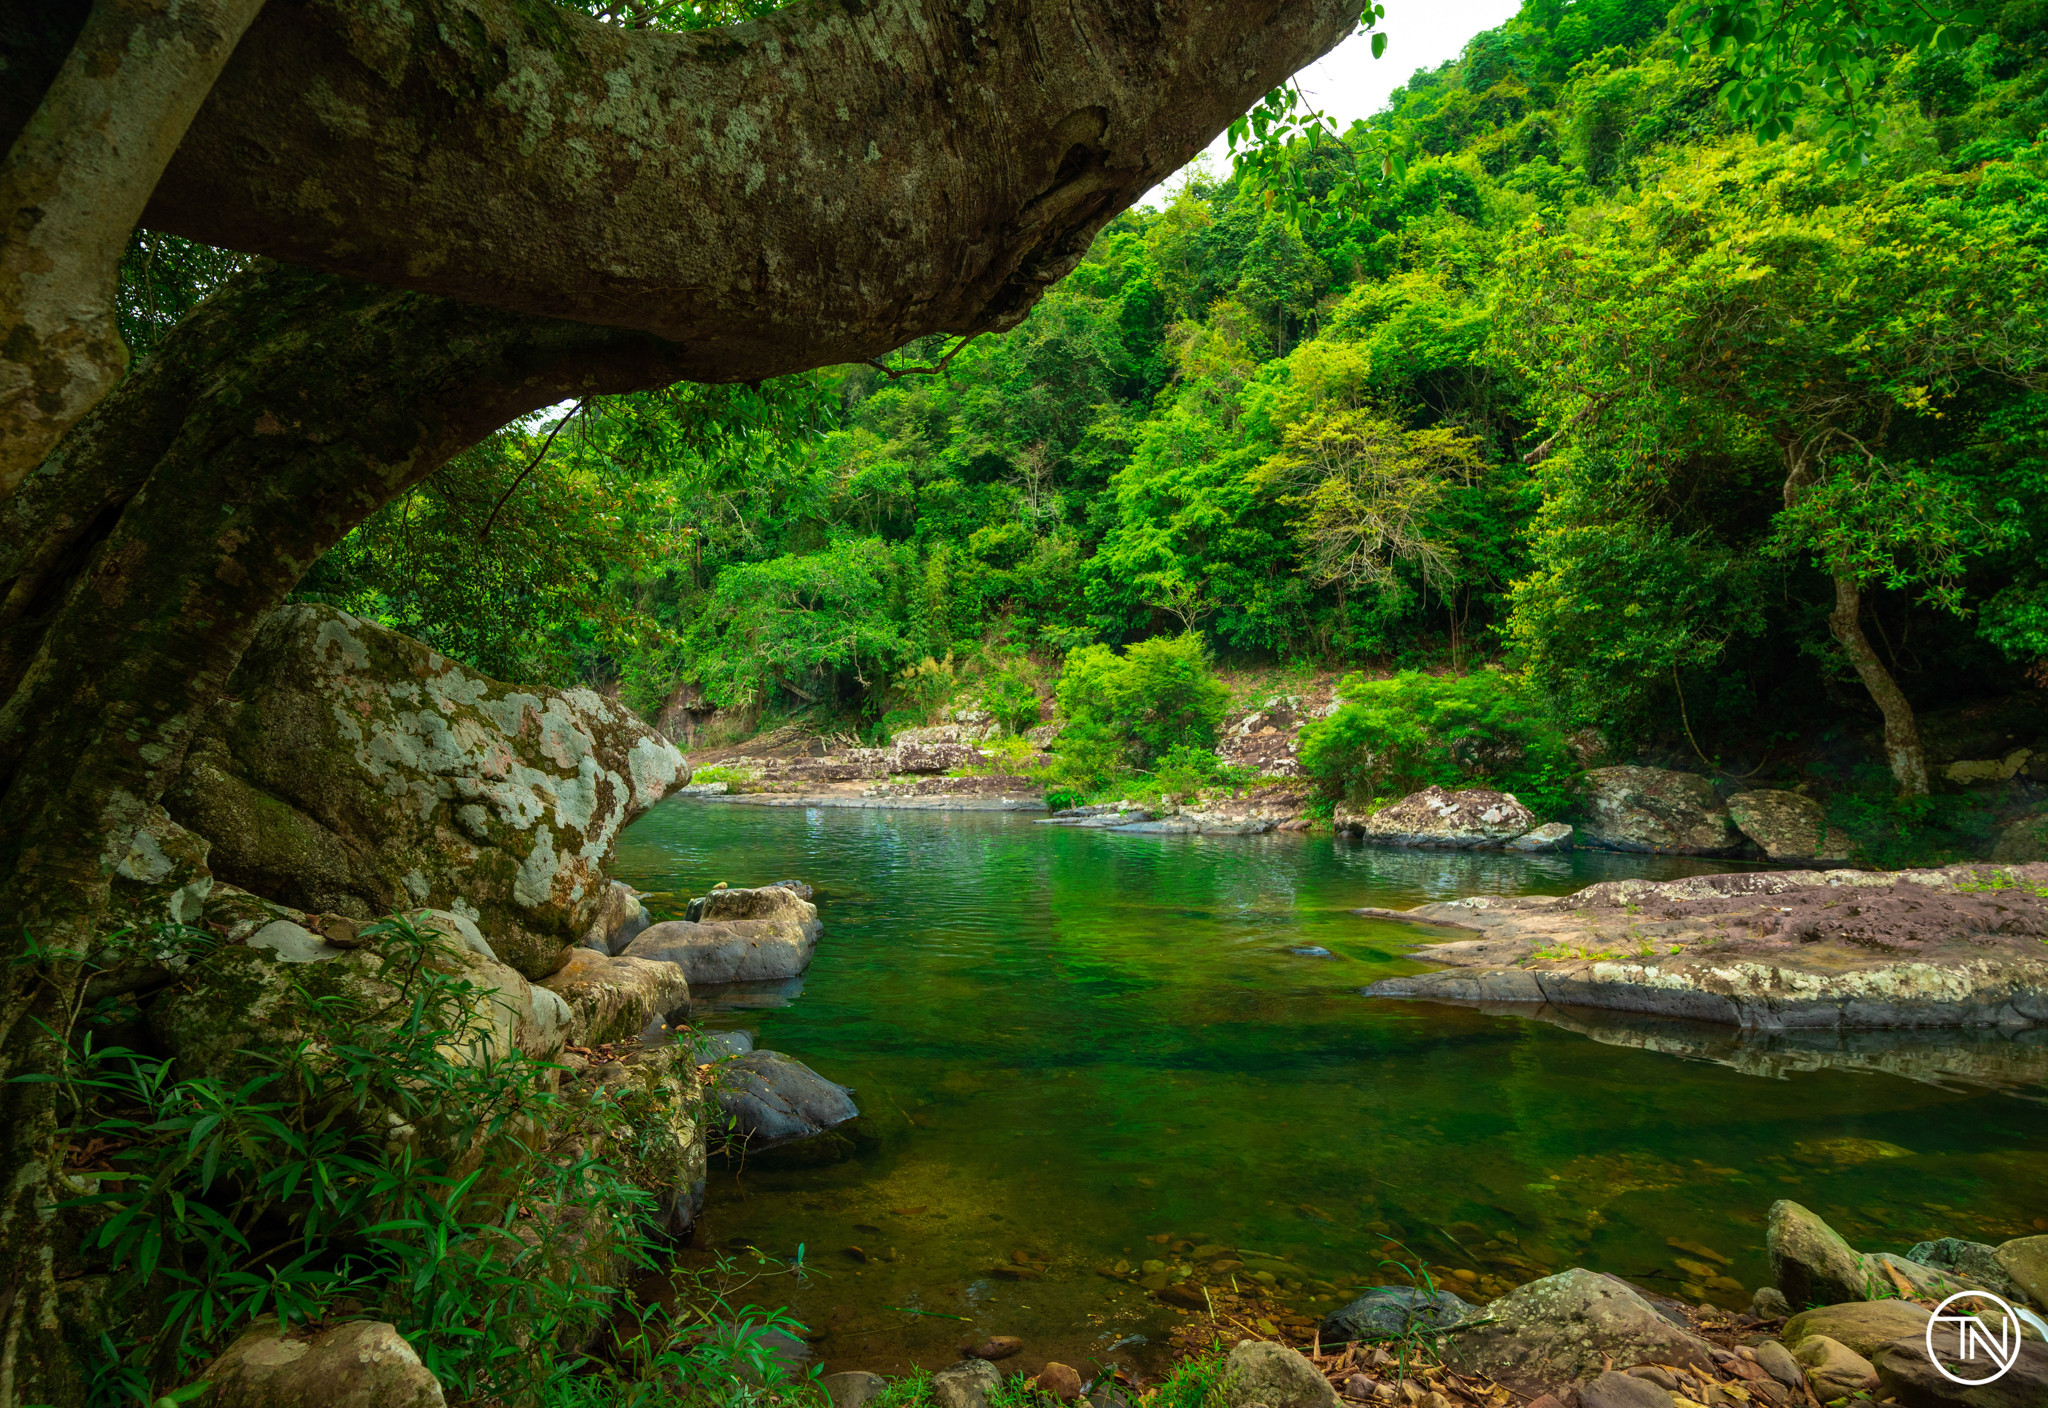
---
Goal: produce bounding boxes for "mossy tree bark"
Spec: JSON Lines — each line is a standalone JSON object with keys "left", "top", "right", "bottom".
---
{"left": 0, "top": 262, "right": 697, "bottom": 1405}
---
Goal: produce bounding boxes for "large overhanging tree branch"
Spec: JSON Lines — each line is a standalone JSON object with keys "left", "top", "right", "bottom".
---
{"left": 4, "top": 0, "right": 1366, "bottom": 418}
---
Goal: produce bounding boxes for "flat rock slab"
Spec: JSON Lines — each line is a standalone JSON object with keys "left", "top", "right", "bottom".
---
{"left": 1360, "top": 863, "right": 2048, "bottom": 1029}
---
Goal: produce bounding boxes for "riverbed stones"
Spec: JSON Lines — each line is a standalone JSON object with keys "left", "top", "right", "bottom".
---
{"left": 821, "top": 1371, "right": 888, "bottom": 1408}
{"left": 712, "top": 1050, "right": 859, "bottom": 1150}
{"left": 1576, "top": 767, "right": 1745, "bottom": 855}
{"left": 1790, "top": 1334, "right": 1877, "bottom": 1399}
{"left": 1782, "top": 1299, "right": 1931, "bottom": 1357}
{"left": 1361, "top": 787, "right": 1537, "bottom": 848}
{"left": 1222, "top": 1340, "right": 1342, "bottom": 1408}
{"left": 1997, "top": 1235, "right": 2048, "bottom": 1306}
{"left": 1725, "top": 790, "right": 1851, "bottom": 863}
{"left": 1751, "top": 1340, "right": 1803, "bottom": 1390}
{"left": 1769, "top": 1201, "right": 1872, "bottom": 1308}
{"left": 1751, "top": 1287, "right": 1792, "bottom": 1319}
{"left": 1506, "top": 822, "right": 1573, "bottom": 852}
{"left": 167, "top": 604, "right": 689, "bottom": 979}
{"left": 1437, "top": 1269, "right": 1716, "bottom": 1394}
{"left": 203, "top": 1319, "right": 445, "bottom": 1408}
{"left": 1577, "top": 1370, "right": 1675, "bottom": 1408}
{"left": 931, "top": 1358, "right": 1002, "bottom": 1408}
{"left": 1036, "top": 1363, "right": 1085, "bottom": 1402}
{"left": 539, "top": 947, "right": 691, "bottom": 1047}
{"left": 1319, "top": 1286, "right": 1474, "bottom": 1344}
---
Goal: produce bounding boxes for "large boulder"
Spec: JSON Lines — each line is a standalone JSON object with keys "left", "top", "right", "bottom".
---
{"left": 540, "top": 947, "right": 691, "bottom": 1047}
{"left": 1726, "top": 790, "right": 1852, "bottom": 862}
{"left": 167, "top": 605, "right": 688, "bottom": 980}
{"left": 713, "top": 1050, "right": 859, "bottom": 1151}
{"left": 1438, "top": 1268, "right": 1717, "bottom": 1395}
{"left": 1221, "top": 1341, "right": 1341, "bottom": 1408}
{"left": 1319, "top": 1286, "right": 1474, "bottom": 1344}
{"left": 202, "top": 1320, "right": 444, "bottom": 1408}
{"left": 625, "top": 885, "right": 821, "bottom": 984}
{"left": 1769, "top": 1201, "right": 1875, "bottom": 1309}
{"left": 1576, "top": 767, "right": 1746, "bottom": 855}
{"left": 1361, "top": 787, "right": 1536, "bottom": 849}
{"left": 1506, "top": 822, "right": 1574, "bottom": 852}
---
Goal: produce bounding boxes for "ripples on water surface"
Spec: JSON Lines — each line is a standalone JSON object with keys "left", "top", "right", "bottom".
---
{"left": 613, "top": 801, "right": 2048, "bottom": 1376}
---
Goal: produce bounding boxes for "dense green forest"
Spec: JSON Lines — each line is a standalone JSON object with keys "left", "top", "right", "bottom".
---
{"left": 280, "top": 0, "right": 2048, "bottom": 788}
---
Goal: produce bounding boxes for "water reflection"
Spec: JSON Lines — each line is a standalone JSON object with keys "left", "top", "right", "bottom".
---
{"left": 614, "top": 801, "right": 2048, "bottom": 1377}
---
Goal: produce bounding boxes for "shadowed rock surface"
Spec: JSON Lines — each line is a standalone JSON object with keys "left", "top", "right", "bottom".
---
{"left": 1577, "top": 767, "right": 1747, "bottom": 855}
{"left": 713, "top": 1050, "right": 861, "bottom": 1150}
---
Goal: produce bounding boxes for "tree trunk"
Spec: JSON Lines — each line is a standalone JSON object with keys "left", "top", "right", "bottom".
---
{"left": 0, "top": 262, "right": 695, "bottom": 1406}
{"left": 1827, "top": 573, "right": 1930, "bottom": 796}
{"left": 0, "top": 0, "right": 268, "bottom": 490}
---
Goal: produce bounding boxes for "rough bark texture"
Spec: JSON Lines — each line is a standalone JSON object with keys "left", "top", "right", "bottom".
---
{"left": 5, "top": 0, "right": 1363, "bottom": 382}
{"left": 1828, "top": 574, "right": 1930, "bottom": 796}
{"left": 0, "top": 264, "right": 693, "bottom": 1407}
{"left": 0, "top": 0, "right": 268, "bottom": 492}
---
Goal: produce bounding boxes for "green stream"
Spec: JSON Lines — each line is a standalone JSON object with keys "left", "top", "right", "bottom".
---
{"left": 612, "top": 801, "right": 2048, "bottom": 1379}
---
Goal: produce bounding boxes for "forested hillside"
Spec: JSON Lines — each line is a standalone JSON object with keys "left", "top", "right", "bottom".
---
{"left": 296, "top": 0, "right": 2048, "bottom": 781}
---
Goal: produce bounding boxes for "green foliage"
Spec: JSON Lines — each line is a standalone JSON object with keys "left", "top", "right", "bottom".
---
{"left": 33, "top": 916, "right": 806, "bottom": 1407}
{"left": 1055, "top": 635, "right": 1231, "bottom": 770}
{"left": 981, "top": 668, "right": 1045, "bottom": 736}
{"left": 1298, "top": 670, "right": 1575, "bottom": 815}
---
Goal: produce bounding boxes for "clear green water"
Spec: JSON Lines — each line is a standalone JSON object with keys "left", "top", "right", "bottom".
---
{"left": 613, "top": 801, "right": 2048, "bottom": 1378}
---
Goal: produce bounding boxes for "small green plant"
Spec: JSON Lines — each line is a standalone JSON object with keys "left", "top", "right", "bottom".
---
{"left": 981, "top": 667, "right": 1043, "bottom": 737}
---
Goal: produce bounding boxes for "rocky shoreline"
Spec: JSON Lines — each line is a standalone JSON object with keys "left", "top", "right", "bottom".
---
{"left": 1359, "top": 863, "right": 2048, "bottom": 1030}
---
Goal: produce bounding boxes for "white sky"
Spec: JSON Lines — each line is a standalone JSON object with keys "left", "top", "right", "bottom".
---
{"left": 1140, "top": 0, "right": 1525, "bottom": 207}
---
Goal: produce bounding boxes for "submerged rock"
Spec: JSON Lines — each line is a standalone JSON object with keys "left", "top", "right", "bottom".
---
{"left": 713, "top": 1050, "right": 859, "bottom": 1150}
{"left": 1576, "top": 767, "right": 1746, "bottom": 855}
{"left": 1362, "top": 786, "right": 1536, "bottom": 848}
{"left": 1726, "top": 789, "right": 1852, "bottom": 863}
{"left": 203, "top": 1321, "right": 445, "bottom": 1408}
{"left": 1318, "top": 1285, "right": 1474, "bottom": 1344}
{"left": 821, "top": 1371, "right": 889, "bottom": 1408}
{"left": 1437, "top": 1268, "right": 1716, "bottom": 1395}
{"left": 167, "top": 604, "right": 688, "bottom": 979}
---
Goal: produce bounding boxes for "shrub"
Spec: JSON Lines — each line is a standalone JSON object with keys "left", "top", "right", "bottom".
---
{"left": 1298, "top": 669, "right": 1575, "bottom": 816}
{"left": 1054, "top": 633, "right": 1230, "bottom": 767}
{"left": 981, "top": 668, "right": 1043, "bottom": 736}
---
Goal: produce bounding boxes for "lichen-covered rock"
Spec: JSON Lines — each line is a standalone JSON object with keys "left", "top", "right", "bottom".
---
{"left": 1907, "top": 1238, "right": 2030, "bottom": 1303}
{"left": 106, "top": 804, "right": 214, "bottom": 932}
{"left": 202, "top": 1320, "right": 445, "bottom": 1408}
{"left": 713, "top": 1049, "right": 859, "bottom": 1151}
{"left": 1726, "top": 790, "right": 1852, "bottom": 862}
{"left": 1438, "top": 1268, "right": 1716, "bottom": 1394}
{"left": 1363, "top": 787, "right": 1536, "bottom": 848}
{"left": 891, "top": 741, "right": 981, "bottom": 774}
{"left": 541, "top": 947, "right": 690, "bottom": 1047}
{"left": 1221, "top": 1341, "right": 1341, "bottom": 1408}
{"left": 147, "top": 913, "right": 568, "bottom": 1083}
{"left": 1318, "top": 1286, "right": 1473, "bottom": 1344}
{"left": 1577, "top": 767, "right": 1746, "bottom": 855}
{"left": 1506, "top": 822, "right": 1573, "bottom": 852}
{"left": 572, "top": 1043, "right": 707, "bottom": 1232}
{"left": 167, "top": 604, "right": 688, "bottom": 979}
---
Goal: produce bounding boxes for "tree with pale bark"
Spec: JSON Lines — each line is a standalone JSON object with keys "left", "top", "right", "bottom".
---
{"left": 0, "top": 0, "right": 1365, "bottom": 1397}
